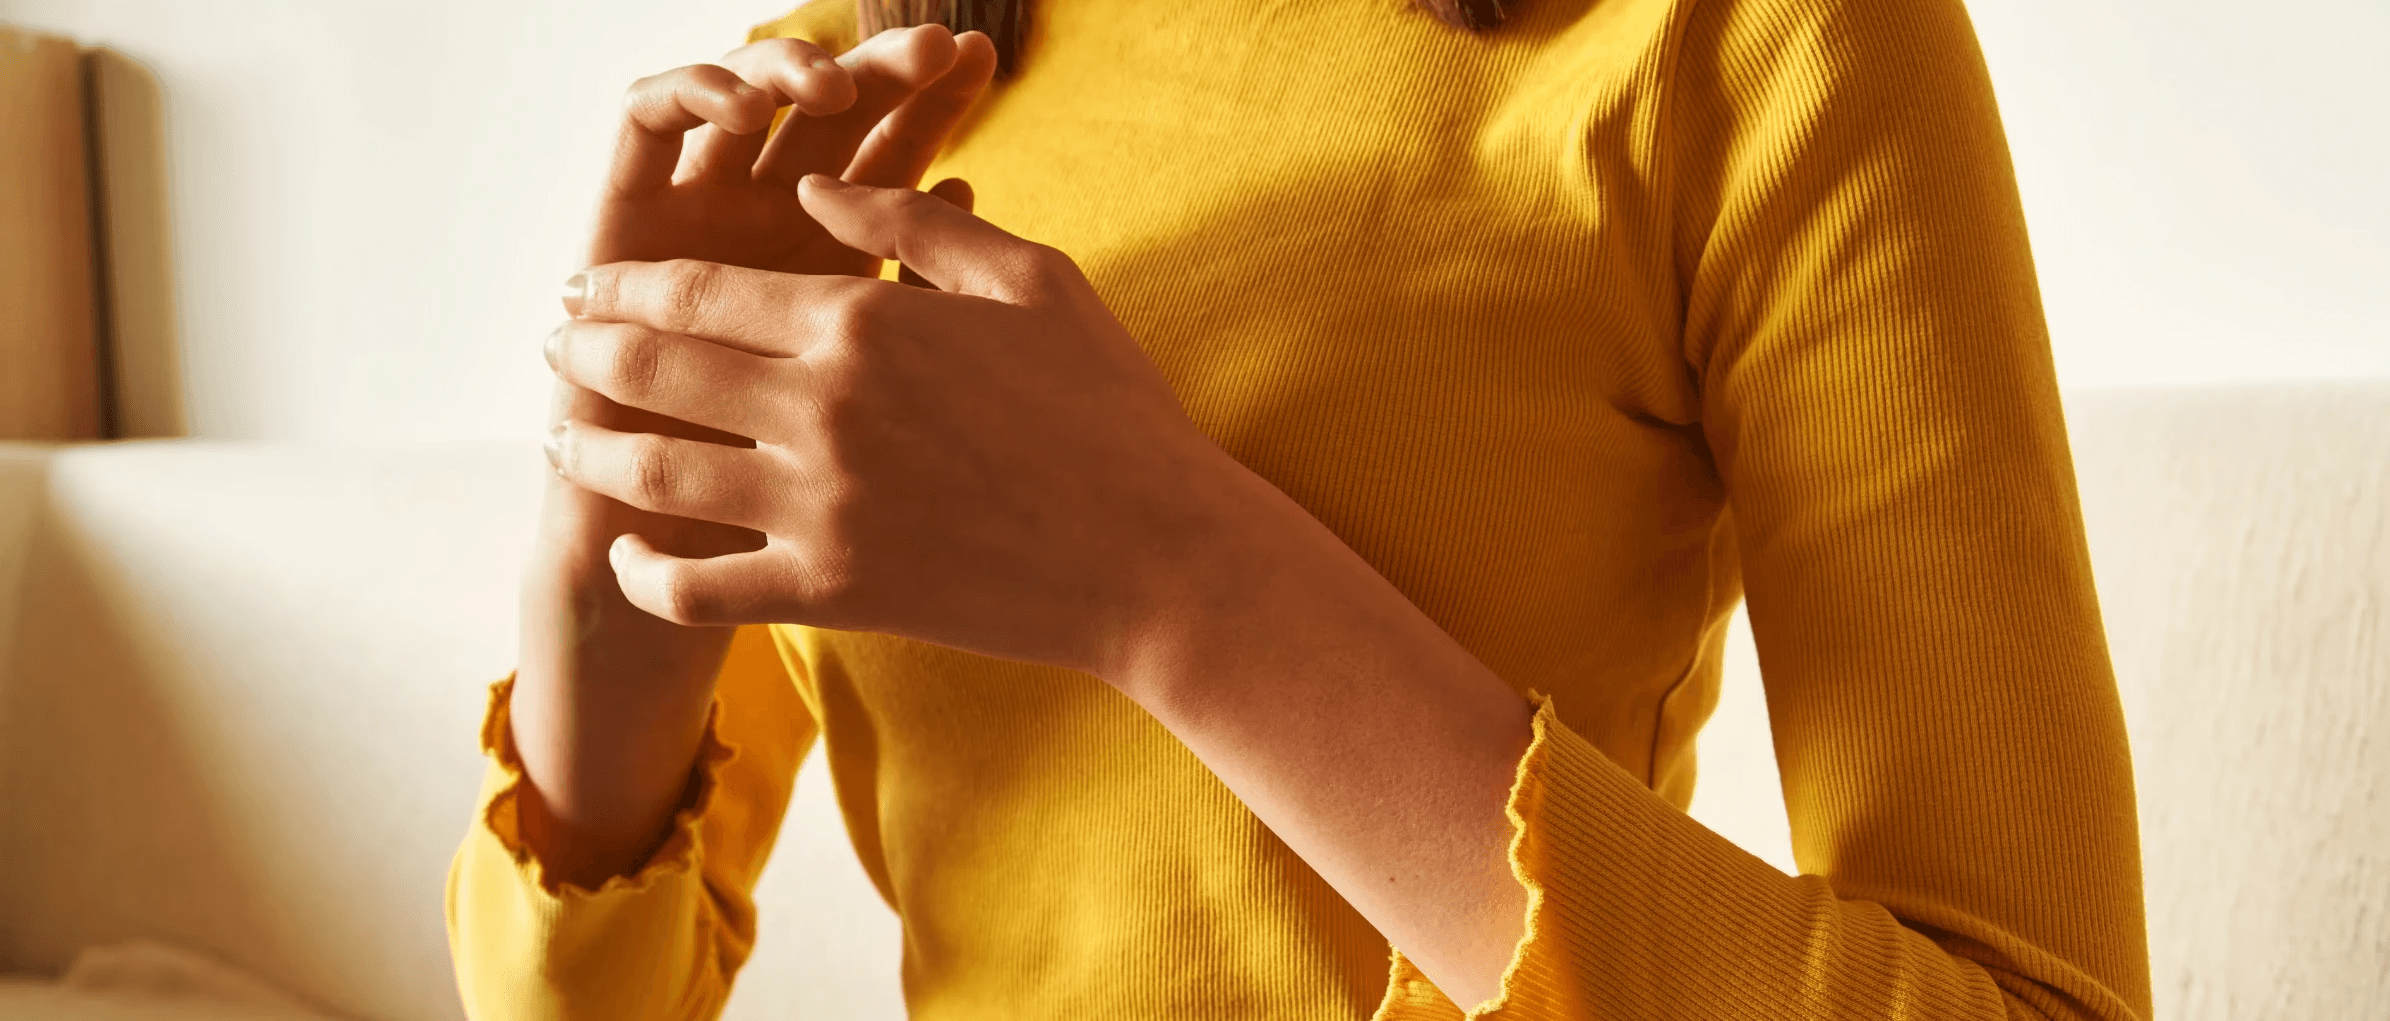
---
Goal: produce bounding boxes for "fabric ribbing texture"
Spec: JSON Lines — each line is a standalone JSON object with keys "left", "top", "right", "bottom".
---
{"left": 445, "top": 0, "right": 2153, "bottom": 1018}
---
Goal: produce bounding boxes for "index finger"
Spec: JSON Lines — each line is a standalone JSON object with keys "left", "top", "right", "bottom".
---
{"left": 605, "top": 64, "right": 777, "bottom": 197}
{"left": 755, "top": 24, "right": 960, "bottom": 188}
{"left": 565, "top": 259, "right": 900, "bottom": 355}
{"left": 717, "top": 37, "right": 857, "bottom": 117}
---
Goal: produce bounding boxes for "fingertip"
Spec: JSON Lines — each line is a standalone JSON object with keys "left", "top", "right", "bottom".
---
{"left": 896, "top": 22, "right": 961, "bottom": 83}
{"left": 953, "top": 29, "right": 997, "bottom": 66}
{"left": 798, "top": 58, "right": 860, "bottom": 114}
{"left": 609, "top": 534, "right": 683, "bottom": 621}
{"left": 928, "top": 176, "right": 975, "bottom": 213}
{"left": 560, "top": 270, "right": 589, "bottom": 319}
{"left": 799, "top": 173, "right": 854, "bottom": 195}
{"left": 728, "top": 82, "right": 778, "bottom": 132}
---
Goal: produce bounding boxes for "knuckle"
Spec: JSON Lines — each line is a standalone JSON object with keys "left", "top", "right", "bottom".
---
{"left": 625, "top": 435, "right": 679, "bottom": 507}
{"left": 782, "top": 357, "right": 857, "bottom": 442}
{"left": 804, "top": 375, "right": 850, "bottom": 432}
{"left": 657, "top": 260, "right": 719, "bottom": 332}
{"left": 602, "top": 328, "right": 666, "bottom": 398}
{"left": 818, "top": 372, "right": 869, "bottom": 434}
{"left": 754, "top": 37, "right": 812, "bottom": 65}
{"left": 773, "top": 373, "right": 834, "bottom": 437}
{"left": 886, "top": 187, "right": 934, "bottom": 216}
{"left": 622, "top": 67, "right": 685, "bottom": 117}
{"left": 653, "top": 562, "right": 714, "bottom": 625}
{"left": 1022, "top": 243, "right": 1079, "bottom": 285}
{"left": 821, "top": 284, "right": 881, "bottom": 343}
{"left": 620, "top": 75, "right": 655, "bottom": 112}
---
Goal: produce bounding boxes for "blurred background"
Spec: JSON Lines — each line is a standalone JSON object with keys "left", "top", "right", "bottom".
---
{"left": 2, "top": 0, "right": 2386, "bottom": 442}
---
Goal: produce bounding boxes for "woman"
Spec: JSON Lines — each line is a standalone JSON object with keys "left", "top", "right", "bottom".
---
{"left": 445, "top": 0, "right": 2152, "bottom": 1018}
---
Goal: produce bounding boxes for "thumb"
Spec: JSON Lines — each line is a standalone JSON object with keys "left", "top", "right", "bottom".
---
{"left": 899, "top": 177, "right": 974, "bottom": 288}
{"left": 799, "top": 173, "right": 1042, "bottom": 301}
{"left": 609, "top": 533, "right": 788, "bottom": 627}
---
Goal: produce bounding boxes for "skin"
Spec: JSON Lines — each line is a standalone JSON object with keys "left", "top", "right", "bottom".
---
{"left": 511, "top": 24, "right": 994, "bottom": 893}
{"left": 523, "top": 23, "right": 1535, "bottom": 1010}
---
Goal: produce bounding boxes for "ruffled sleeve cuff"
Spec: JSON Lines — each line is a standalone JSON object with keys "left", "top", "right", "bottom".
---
{"left": 471, "top": 673, "right": 740, "bottom": 899}
{"left": 1370, "top": 691, "right": 1845, "bottom": 1021}
{"left": 446, "top": 675, "right": 745, "bottom": 1021}
{"left": 1370, "top": 691, "right": 1580, "bottom": 1021}
{"left": 1370, "top": 691, "right": 2019, "bottom": 1021}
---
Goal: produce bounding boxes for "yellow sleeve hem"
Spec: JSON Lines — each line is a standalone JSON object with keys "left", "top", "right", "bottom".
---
{"left": 1373, "top": 689, "right": 2125, "bottom": 1020}
{"left": 1368, "top": 691, "right": 1563, "bottom": 1021}
{"left": 473, "top": 673, "right": 741, "bottom": 901}
{"left": 1477, "top": 690, "right": 1563, "bottom": 1019}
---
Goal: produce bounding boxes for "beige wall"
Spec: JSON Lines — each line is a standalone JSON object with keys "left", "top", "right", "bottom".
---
{"left": 1, "top": 0, "right": 780, "bottom": 441}
{"left": 0, "top": 0, "right": 2384, "bottom": 442}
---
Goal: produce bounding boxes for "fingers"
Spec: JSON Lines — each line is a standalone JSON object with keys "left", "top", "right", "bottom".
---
{"left": 797, "top": 175, "right": 1051, "bottom": 301}
{"left": 899, "top": 177, "right": 975, "bottom": 288}
{"left": 609, "top": 535, "right": 800, "bottom": 627}
{"left": 607, "top": 64, "right": 778, "bottom": 197}
{"left": 546, "top": 320, "right": 804, "bottom": 440}
{"left": 547, "top": 420, "right": 777, "bottom": 532}
{"left": 844, "top": 30, "right": 999, "bottom": 189}
{"left": 683, "top": 37, "right": 861, "bottom": 184}
{"left": 755, "top": 24, "right": 960, "bottom": 189}
{"left": 566, "top": 258, "right": 895, "bottom": 355}
{"left": 719, "top": 36, "right": 859, "bottom": 114}
{"left": 608, "top": 26, "right": 984, "bottom": 199}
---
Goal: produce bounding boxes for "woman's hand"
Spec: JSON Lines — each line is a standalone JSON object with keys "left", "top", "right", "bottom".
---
{"left": 541, "top": 24, "right": 999, "bottom": 589}
{"left": 545, "top": 175, "right": 1258, "bottom": 679}
{"left": 554, "top": 23, "right": 998, "bottom": 557}
{"left": 513, "top": 27, "right": 997, "bottom": 890}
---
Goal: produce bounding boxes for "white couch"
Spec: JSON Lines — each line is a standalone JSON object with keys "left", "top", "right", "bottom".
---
{"left": 0, "top": 382, "right": 2383, "bottom": 1021}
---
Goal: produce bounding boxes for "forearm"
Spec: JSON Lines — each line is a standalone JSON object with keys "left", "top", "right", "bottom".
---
{"left": 452, "top": 611, "right": 807, "bottom": 1021}
{"left": 510, "top": 482, "right": 733, "bottom": 890}
{"left": 1106, "top": 467, "right": 1537, "bottom": 1010}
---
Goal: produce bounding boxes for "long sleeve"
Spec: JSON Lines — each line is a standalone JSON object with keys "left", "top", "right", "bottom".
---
{"left": 444, "top": 624, "right": 818, "bottom": 1021}
{"left": 1374, "top": 0, "right": 2152, "bottom": 1018}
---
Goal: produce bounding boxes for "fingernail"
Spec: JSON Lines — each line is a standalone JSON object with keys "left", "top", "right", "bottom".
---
{"left": 560, "top": 272, "right": 588, "bottom": 318}
{"left": 810, "top": 57, "right": 839, "bottom": 71}
{"left": 608, "top": 535, "right": 631, "bottom": 570}
{"left": 804, "top": 174, "right": 851, "bottom": 191}
{"left": 543, "top": 325, "right": 564, "bottom": 370}
{"left": 543, "top": 423, "right": 567, "bottom": 472}
{"left": 731, "top": 80, "right": 761, "bottom": 95}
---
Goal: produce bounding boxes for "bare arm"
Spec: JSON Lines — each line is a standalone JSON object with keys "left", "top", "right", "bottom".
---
{"left": 1104, "top": 470, "right": 1538, "bottom": 1009}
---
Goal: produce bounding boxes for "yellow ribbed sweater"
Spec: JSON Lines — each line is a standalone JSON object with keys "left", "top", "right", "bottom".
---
{"left": 445, "top": 0, "right": 2153, "bottom": 1018}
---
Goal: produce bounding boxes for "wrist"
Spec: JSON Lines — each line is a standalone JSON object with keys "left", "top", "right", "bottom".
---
{"left": 506, "top": 628, "right": 722, "bottom": 885}
{"left": 1094, "top": 461, "right": 1352, "bottom": 713}
{"left": 1097, "top": 463, "right": 1532, "bottom": 740}
{"left": 511, "top": 688, "right": 715, "bottom": 888}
